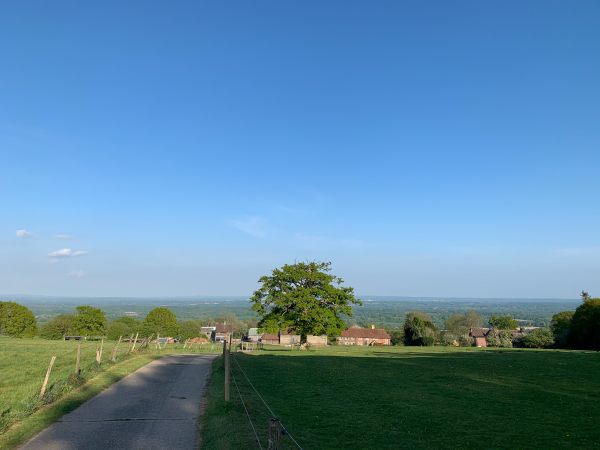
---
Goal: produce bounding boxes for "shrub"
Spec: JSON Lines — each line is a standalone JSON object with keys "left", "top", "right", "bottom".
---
{"left": 486, "top": 329, "right": 513, "bottom": 348}
{"left": 521, "top": 328, "right": 554, "bottom": 348}
{"left": 40, "top": 314, "right": 74, "bottom": 339}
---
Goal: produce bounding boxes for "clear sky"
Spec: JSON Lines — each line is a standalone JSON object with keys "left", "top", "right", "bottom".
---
{"left": 1, "top": 1, "right": 599, "bottom": 298}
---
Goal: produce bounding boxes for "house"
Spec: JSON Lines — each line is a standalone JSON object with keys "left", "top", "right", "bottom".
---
{"left": 260, "top": 333, "right": 280, "bottom": 345}
{"left": 247, "top": 328, "right": 262, "bottom": 342}
{"left": 337, "top": 325, "right": 391, "bottom": 346}
{"left": 469, "top": 328, "right": 490, "bottom": 347}
{"left": 211, "top": 322, "right": 233, "bottom": 342}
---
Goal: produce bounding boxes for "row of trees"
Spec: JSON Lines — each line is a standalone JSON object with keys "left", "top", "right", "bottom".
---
{"left": 38, "top": 306, "right": 256, "bottom": 341}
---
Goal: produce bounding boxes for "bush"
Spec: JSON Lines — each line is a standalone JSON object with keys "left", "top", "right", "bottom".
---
{"left": 486, "top": 329, "right": 513, "bottom": 348}
{"left": 106, "top": 317, "right": 141, "bottom": 340}
{"left": 521, "top": 328, "right": 554, "bottom": 348}
{"left": 40, "top": 314, "right": 74, "bottom": 339}
{"left": 0, "top": 301, "right": 37, "bottom": 337}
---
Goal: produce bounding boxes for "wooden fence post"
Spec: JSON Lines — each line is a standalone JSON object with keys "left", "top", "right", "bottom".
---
{"left": 111, "top": 336, "right": 122, "bottom": 362}
{"left": 74, "top": 342, "right": 81, "bottom": 376}
{"left": 268, "top": 418, "right": 282, "bottom": 450}
{"left": 96, "top": 338, "right": 104, "bottom": 364}
{"left": 224, "top": 341, "right": 230, "bottom": 402}
{"left": 40, "top": 356, "right": 56, "bottom": 398}
{"left": 131, "top": 333, "right": 139, "bottom": 352}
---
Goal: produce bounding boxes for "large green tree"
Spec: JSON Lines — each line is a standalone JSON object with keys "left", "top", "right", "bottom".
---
{"left": 72, "top": 305, "right": 106, "bottom": 336}
{"left": 569, "top": 297, "right": 600, "bottom": 349}
{"left": 142, "top": 307, "right": 178, "bottom": 336}
{"left": 0, "top": 301, "right": 37, "bottom": 337}
{"left": 250, "top": 261, "right": 361, "bottom": 342}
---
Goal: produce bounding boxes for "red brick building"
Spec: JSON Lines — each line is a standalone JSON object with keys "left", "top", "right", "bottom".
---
{"left": 337, "top": 326, "right": 391, "bottom": 346}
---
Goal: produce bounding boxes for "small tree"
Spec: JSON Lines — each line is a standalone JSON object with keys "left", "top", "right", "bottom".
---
{"left": 521, "top": 328, "right": 554, "bottom": 348}
{"left": 0, "top": 301, "right": 37, "bottom": 337}
{"left": 403, "top": 311, "right": 436, "bottom": 346}
{"left": 251, "top": 261, "right": 360, "bottom": 342}
{"left": 550, "top": 311, "right": 574, "bottom": 348}
{"left": 178, "top": 320, "right": 204, "bottom": 340}
{"left": 445, "top": 310, "right": 483, "bottom": 345}
{"left": 72, "top": 306, "right": 106, "bottom": 336}
{"left": 40, "top": 314, "right": 74, "bottom": 339}
{"left": 143, "top": 307, "right": 178, "bottom": 336}
{"left": 489, "top": 315, "right": 518, "bottom": 330}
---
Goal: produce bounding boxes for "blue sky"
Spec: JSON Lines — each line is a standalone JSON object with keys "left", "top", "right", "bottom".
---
{"left": 1, "top": 1, "right": 599, "bottom": 298}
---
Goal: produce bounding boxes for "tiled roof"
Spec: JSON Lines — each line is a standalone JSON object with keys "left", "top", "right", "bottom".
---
{"left": 340, "top": 327, "right": 390, "bottom": 339}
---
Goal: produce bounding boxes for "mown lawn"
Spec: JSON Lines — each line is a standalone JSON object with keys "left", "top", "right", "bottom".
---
{"left": 202, "top": 346, "right": 600, "bottom": 449}
{"left": 0, "top": 337, "right": 221, "bottom": 448}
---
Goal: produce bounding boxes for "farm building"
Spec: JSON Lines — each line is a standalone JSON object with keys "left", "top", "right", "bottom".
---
{"left": 469, "top": 328, "right": 490, "bottom": 347}
{"left": 280, "top": 333, "right": 301, "bottom": 346}
{"left": 337, "top": 325, "right": 391, "bottom": 346}
{"left": 260, "top": 333, "right": 280, "bottom": 345}
{"left": 201, "top": 326, "right": 216, "bottom": 336}
{"left": 212, "top": 322, "right": 233, "bottom": 342}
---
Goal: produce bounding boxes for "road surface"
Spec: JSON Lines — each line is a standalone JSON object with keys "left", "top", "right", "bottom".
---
{"left": 20, "top": 354, "right": 216, "bottom": 450}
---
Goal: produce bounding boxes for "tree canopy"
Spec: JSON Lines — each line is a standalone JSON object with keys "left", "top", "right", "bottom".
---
{"left": 488, "top": 315, "right": 518, "bottom": 330}
{"left": 250, "top": 261, "right": 361, "bottom": 341}
{"left": 403, "top": 311, "right": 436, "bottom": 346}
{"left": 550, "top": 311, "right": 574, "bottom": 348}
{"left": 445, "top": 310, "right": 482, "bottom": 335}
{"left": 0, "top": 301, "right": 37, "bottom": 338}
{"left": 72, "top": 305, "right": 106, "bottom": 336}
{"left": 569, "top": 297, "right": 600, "bottom": 349}
{"left": 142, "top": 307, "right": 178, "bottom": 336}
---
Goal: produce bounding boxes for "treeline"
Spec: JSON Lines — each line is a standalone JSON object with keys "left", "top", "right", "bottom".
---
{"left": 387, "top": 292, "right": 600, "bottom": 350}
{"left": 0, "top": 301, "right": 256, "bottom": 341}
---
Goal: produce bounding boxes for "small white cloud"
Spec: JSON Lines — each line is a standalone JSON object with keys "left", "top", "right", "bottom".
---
{"left": 230, "top": 216, "right": 267, "bottom": 238}
{"left": 48, "top": 248, "right": 88, "bottom": 258}
{"left": 55, "top": 234, "right": 73, "bottom": 240}
{"left": 16, "top": 229, "right": 33, "bottom": 238}
{"left": 67, "top": 270, "right": 85, "bottom": 278}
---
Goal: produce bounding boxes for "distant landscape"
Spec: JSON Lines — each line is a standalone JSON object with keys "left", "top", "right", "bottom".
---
{"left": 3, "top": 294, "right": 581, "bottom": 329}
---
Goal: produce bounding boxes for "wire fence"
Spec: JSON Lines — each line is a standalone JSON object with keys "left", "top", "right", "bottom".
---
{"left": 231, "top": 352, "right": 303, "bottom": 450}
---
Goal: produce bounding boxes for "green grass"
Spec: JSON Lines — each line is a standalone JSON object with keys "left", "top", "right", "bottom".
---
{"left": 202, "top": 345, "right": 600, "bottom": 449}
{"left": 0, "top": 337, "right": 222, "bottom": 449}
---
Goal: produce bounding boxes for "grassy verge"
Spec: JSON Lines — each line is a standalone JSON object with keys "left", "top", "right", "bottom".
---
{"left": 0, "top": 337, "right": 222, "bottom": 450}
{"left": 201, "top": 345, "right": 600, "bottom": 449}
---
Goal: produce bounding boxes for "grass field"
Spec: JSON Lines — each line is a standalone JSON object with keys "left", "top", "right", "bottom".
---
{"left": 202, "top": 345, "right": 600, "bottom": 449}
{"left": 0, "top": 337, "right": 222, "bottom": 449}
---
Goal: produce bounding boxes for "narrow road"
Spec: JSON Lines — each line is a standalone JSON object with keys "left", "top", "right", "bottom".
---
{"left": 20, "top": 354, "right": 216, "bottom": 450}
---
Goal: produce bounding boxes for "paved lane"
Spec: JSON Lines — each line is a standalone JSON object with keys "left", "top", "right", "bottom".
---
{"left": 20, "top": 354, "right": 216, "bottom": 450}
